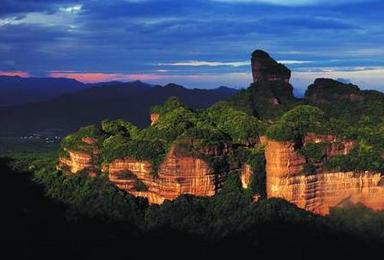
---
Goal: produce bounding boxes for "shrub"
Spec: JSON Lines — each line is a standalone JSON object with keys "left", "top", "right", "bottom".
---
{"left": 266, "top": 105, "right": 329, "bottom": 142}
{"left": 101, "top": 119, "right": 140, "bottom": 138}
{"left": 298, "top": 142, "right": 327, "bottom": 162}
{"left": 59, "top": 125, "right": 104, "bottom": 157}
{"left": 150, "top": 97, "right": 187, "bottom": 115}
{"left": 205, "top": 102, "right": 266, "bottom": 143}
{"left": 323, "top": 142, "right": 384, "bottom": 173}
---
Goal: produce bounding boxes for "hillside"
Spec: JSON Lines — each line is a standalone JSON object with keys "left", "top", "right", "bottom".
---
{"left": 0, "top": 76, "right": 87, "bottom": 106}
{"left": 56, "top": 50, "right": 384, "bottom": 215}
{"left": 0, "top": 83, "right": 237, "bottom": 136}
{"left": 304, "top": 78, "right": 384, "bottom": 126}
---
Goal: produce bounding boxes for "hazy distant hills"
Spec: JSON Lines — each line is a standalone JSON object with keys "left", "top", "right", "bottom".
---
{"left": 0, "top": 76, "right": 89, "bottom": 106}
{"left": 0, "top": 81, "right": 238, "bottom": 136}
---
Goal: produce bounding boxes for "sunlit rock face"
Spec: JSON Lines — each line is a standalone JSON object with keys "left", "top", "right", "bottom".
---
{"left": 58, "top": 143, "right": 234, "bottom": 204}
{"left": 251, "top": 50, "right": 291, "bottom": 83}
{"left": 57, "top": 137, "right": 100, "bottom": 175}
{"left": 105, "top": 146, "right": 218, "bottom": 204}
{"left": 265, "top": 135, "right": 384, "bottom": 215}
{"left": 268, "top": 171, "right": 384, "bottom": 215}
{"left": 150, "top": 113, "right": 160, "bottom": 126}
{"left": 58, "top": 150, "right": 95, "bottom": 174}
{"left": 241, "top": 164, "right": 252, "bottom": 189}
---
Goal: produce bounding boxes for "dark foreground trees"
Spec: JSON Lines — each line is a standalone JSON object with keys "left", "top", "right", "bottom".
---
{"left": 2, "top": 156, "right": 383, "bottom": 260}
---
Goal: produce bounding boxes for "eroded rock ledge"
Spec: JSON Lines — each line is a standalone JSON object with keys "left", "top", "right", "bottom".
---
{"left": 265, "top": 135, "right": 384, "bottom": 215}
{"left": 58, "top": 137, "right": 253, "bottom": 204}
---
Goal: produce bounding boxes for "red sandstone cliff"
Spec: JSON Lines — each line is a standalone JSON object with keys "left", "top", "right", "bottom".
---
{"left": 57, "top": 137, "right": 100, "bottom": 175}
{"left": 265, "top": 135, "right": 384, "bottom": 215}
{"left": 104, "top": 146, "right": 218, "bottom": 204}
{"left": 150, "top": 113, "right": 160, "bottom": 125}
{"left": 56, "top": 120, "right": 384, "bottom": 215}
{"left": 58, "top": 140, "right": 242, "bottom": 204}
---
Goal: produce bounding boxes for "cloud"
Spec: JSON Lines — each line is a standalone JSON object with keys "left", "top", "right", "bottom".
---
{"left": 159, "top": 61, "right": 250, "bottom": 67}
{"left": 279, "top": 60, "right": 312, "bottom": 64}
{"left": 210, "top": 0, "right": 374, "bottom": 6}
{"left": 159, "top": 60, "right": 311, "bottom": 67}
{"left": 0, "top": 16, "right": 22, "bottom": 26}
{"left": 49, "top": 71, "right": 180, "bottom": 82}
{"left": 0, "top": 0, "right": 383, "bottom": 91}
{"left": 59, "top": 4, "right": 82, "bottom": 13}
{"left": 0, "top": 0, "right": 80, "bottom": 16}
{"left": 292, "top": 67, "right": 384, "bottom": 93}
{"left": 0, "top": 70, "right": 30, "bottom": 77}
{"left": 295, "top": 66, "right": 384, "bottom": 73}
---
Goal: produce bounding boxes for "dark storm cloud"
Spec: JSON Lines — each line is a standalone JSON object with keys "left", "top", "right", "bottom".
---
{"left": 0, "top": 0, "right": 383, "bottom": 89}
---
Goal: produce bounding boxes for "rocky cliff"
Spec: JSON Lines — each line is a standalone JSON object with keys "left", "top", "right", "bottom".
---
{"left": 103, "top": 145, "right": 218, "bottom": 204}
{"left": 237, "top": 50, "right": 299, "bottom": 119}
{"left": 150, "top": 113, "right": 160, "bottom": 125}
{"left": 57, "top": 137, "right": 100, "bottom": 176}
{"left": 58, "top": 139, "right": 242, "bottom": 204}
{"left": 265, "top": 136, "right": 384, "bottom": 215}
{"left": 251, "top": 50, "right": 291, "bottom": 83}
{"left": 305, "top": 78, "right": 364, "bottom": 105}
{"left": 55, "top": 49, "right": 384, "bottom": 215}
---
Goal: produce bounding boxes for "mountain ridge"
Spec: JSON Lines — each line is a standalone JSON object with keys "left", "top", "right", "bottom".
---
{"left": 0, "top": 82, "right": 238, "bottom": 136}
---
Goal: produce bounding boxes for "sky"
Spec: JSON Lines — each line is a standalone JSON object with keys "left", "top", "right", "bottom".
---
{"left": 0, "top": 0, "right": 383, "bottom": 93}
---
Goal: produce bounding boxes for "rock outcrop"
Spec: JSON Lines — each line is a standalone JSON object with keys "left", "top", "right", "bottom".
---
{"left": 104, "top": 146, "right": 218, "bottom": 204}
{"left": 150, "top": 113, "right": 160, "bottom": 125}
{"left": 305, "top": 78, "right": 364, "bottom": 105}
{"left": 267, "top": 171, "right": 384, "bottom": 215}
{"left": 251, "top": 50, "right": 291, "bottom": 83}
{"left": 57, "top": 137, "right": 100, "bottom": 175}
{"left": 247, "top": 50, "right": 297, "bottom": 118}
{"left": 265, "top": 135, "right": 384, "bottom": 215}
{"left": 58, "top": 141, "right": 240, "bottom": 204}
{"left": 241, "top": 164, "right": 252, "bottom": 189}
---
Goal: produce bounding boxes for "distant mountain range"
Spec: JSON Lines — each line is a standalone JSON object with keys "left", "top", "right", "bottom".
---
{"left": 0, "top": 79, "right": 238, "bottom": 136}
{"left": 0, "top": 76, "right": 89, "bottom": 106}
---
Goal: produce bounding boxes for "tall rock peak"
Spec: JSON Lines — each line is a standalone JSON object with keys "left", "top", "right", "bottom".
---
{"left": 251, "top": 49, "right": 291, "bottom": 83}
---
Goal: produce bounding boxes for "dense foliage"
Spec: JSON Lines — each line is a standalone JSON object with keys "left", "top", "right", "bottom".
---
{"left": 6, "top": 76, "right": 384, "bottom": 258}
{"left": 4, "top": 156, "right": 382, "bottom": 259}
{"left": 298, "top": 142, "right": 328, "bottom": 162}
{"left": 324, "top": 144, "right": 384, "bottom": 173}
{"left": 266, "top": 105, "right": 328, "bottom": 141}
{"left": 225, "top": 81, "right": 302, "bottom": 119}
{"left": 205, "top": 102, "right": 266, "bottom": 143}
{"left": 60, "top": 97, "right": 266, "bottom": 177}
{"left": 150, "top": 96, "right": 188, "bottom": 115}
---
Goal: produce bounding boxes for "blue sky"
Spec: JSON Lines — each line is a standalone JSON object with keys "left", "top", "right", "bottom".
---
{"left": 0, "top": 0, "right": 383, "bottom": 93}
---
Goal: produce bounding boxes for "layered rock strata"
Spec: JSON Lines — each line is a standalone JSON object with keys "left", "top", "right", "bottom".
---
{"left": 265, "top": 135, "right": 384, "bottom": 214}
{"left": 105, "top": 146, "right": 218, "bottom": 204}
{"left": 57, "top": 137, "right": 100, "bottom": 175}
{"left": 58, "top": 141, "right": 237, "bottom": 204}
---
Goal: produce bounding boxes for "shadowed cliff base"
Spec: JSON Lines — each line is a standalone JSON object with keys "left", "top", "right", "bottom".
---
{"left": 1, "top": 157, "right": 383, "bottom": 260}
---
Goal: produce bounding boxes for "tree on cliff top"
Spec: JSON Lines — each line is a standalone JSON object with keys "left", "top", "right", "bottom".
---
{"left": 205, "top": 102, "right": 266, "bottom": 144}
{"left": 59, "top": 97, "right": 268, "bottom": 177}
{"left": 266, "top": 105, "right": 328, "bottom": 142}
{"left": 150, "top": 96, "right": 188, "bottom": 115}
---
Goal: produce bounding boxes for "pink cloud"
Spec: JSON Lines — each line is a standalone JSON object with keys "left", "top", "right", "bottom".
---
{"left": 48, "top": 71, "right": 169, "bottom": 83}
{"left": 47, "top": 71, "right": 251, "bottom": 88}
{"left": 0, "top": 71, "right": 31, "bottom": 77}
